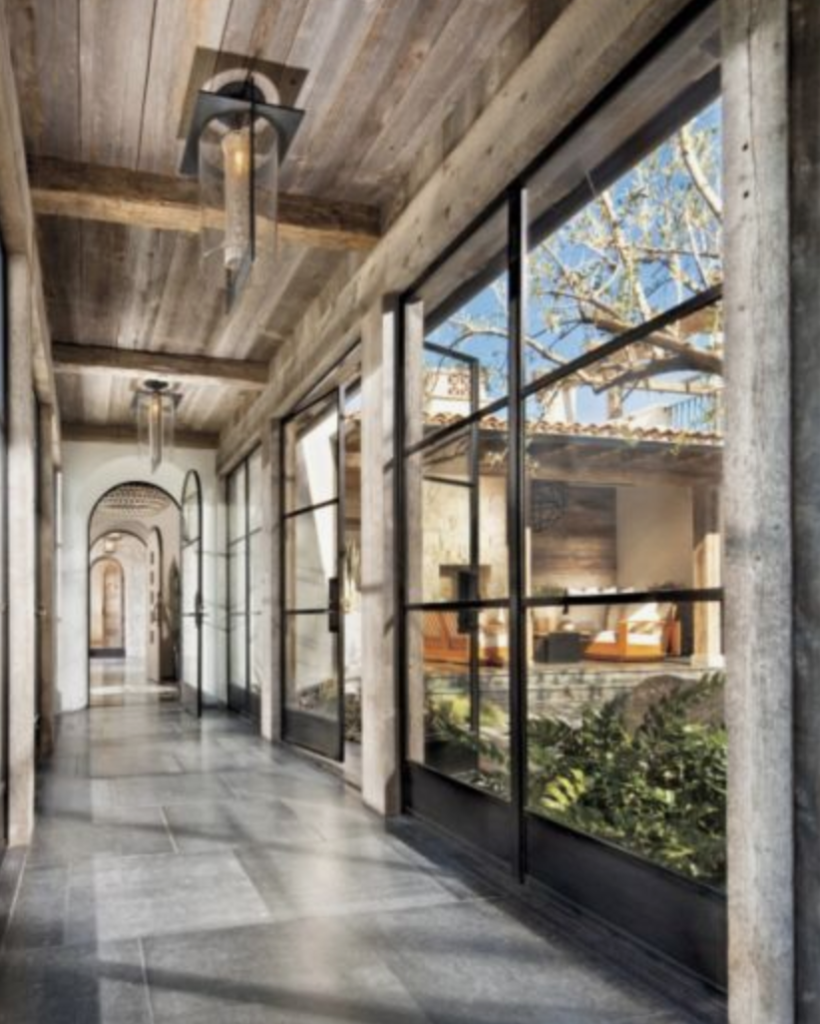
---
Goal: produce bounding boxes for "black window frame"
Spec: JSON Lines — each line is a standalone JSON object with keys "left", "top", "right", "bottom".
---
{"left": 396, "top": 0, "right": 726, "bottom": 990}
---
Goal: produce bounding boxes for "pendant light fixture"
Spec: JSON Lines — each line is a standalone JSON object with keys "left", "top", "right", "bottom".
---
{"left": 181, "top": 74, "right": 304, "bottom": 309}
{"left": 134, "top": 380, "right": 178, "bottom": 473}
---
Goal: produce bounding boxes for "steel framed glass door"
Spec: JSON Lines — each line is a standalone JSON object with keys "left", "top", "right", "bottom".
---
{"left": 282, "top": 380, "right": 359, "bottom": 760}
{"left": 180, "top": 470, "right": 203, "bottom": 717}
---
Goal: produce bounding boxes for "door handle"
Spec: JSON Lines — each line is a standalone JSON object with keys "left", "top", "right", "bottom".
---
{"left": 328, "top": 577, "right": 339, "bottom": 634}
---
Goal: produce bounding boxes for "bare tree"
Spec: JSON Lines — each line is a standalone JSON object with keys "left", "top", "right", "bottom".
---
{"left": 424, "top": 101, "right": 723, "bottom": 428}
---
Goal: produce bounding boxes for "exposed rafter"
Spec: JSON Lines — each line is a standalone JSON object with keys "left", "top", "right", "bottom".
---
{"left": 29, "top": 157, "right": 382, "bottom": 251}
{"left": 53, "top": 342, "right": 269, "bottom": 390}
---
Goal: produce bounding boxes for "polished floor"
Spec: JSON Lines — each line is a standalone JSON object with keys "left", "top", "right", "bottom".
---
{"left": 0, "top": 705, "right": 723, "bottom": 1023}
{"left": 89, "top": 658, "right": 179, "bottom": 706}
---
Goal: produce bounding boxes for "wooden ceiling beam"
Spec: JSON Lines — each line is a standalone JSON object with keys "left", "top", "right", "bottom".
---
{"left": 62, "top": 421, "right": 219, "bottom": 449}
{"left": 53, "top": 342, "right": 269, "bottom": 390}
{"left": 29, "top": 157, "right": 381, "bottom": 251}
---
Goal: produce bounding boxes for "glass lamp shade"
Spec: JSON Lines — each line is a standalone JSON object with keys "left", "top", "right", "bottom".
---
{"left": 199, "top": 108, "right": 279, "bottom": 299}
{"left": 136, "top": 388, "right": 176, "bottom": 473}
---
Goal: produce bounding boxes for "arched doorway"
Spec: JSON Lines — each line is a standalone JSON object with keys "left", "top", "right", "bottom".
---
{"left": 87, "top": 482, "right": 181, "bottom": 707}
{"left": 89, "top": 555, "right": 126, "bottom": 654}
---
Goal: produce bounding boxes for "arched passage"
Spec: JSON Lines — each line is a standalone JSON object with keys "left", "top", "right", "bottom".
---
{"left": 89, "top": 556, "right": 125, "bottom": 653}
{"left": 87, "top": 482, "right": 181, "bottom": 707}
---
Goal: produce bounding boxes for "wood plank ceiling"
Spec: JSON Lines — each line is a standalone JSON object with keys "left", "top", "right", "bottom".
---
{"left": 6, "top": 0, "right": 565, "bottom": 435}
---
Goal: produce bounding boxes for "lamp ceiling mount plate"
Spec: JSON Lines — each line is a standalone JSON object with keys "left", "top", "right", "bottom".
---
{"left": 180, "top": 82, "right": 305, "bottom": 177}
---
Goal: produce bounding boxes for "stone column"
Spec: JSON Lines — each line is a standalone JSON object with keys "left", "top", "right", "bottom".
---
{"left": 723, "top": 0, "right": 793, "bottom": 1021}
{"left": 360, "top": 299, "right": 400, "bottom": 815}
{"left": 7, "top": 255, "right": 37, "bottom": 847}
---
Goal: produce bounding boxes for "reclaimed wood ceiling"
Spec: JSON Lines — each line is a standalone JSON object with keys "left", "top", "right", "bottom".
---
{"left": 6, "top": 0, "right": 565, "bottom": 433}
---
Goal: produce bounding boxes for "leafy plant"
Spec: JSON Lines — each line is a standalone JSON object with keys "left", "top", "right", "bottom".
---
{"left": 527, "top": 672, "right": 727, "bottom": 885}
{"left": 424, "top": 674, "right": 727, "bottom": 886}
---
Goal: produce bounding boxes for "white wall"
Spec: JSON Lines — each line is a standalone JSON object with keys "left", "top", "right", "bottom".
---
{"left": 58, "top": 441, "right": 225, "bottom": 713}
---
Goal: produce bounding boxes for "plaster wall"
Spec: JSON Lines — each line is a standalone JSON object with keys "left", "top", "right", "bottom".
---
{"left": 616, "top": 485, "right": 695, "bottom": 590}
{"left": 58, "top": 442, "right": 224, "bottom": 713}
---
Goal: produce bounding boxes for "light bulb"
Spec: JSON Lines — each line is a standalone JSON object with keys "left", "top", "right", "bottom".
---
{"left": 222, "top": 127, "right": 252, "bottom": 272}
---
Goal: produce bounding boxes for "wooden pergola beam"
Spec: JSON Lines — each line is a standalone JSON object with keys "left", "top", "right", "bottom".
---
{"left": 29, "top": 157, "right": 381, "bottom": 251}
{"left": 53, "top": 342, "right": 269, "bottom": 390}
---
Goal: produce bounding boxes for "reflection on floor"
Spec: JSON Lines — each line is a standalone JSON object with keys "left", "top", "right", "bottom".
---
{"left": 89, "top": 658, "right": 179, "bottom": 707}
{"left": 0, "top": 705, "right": 723, "bottom": 1023}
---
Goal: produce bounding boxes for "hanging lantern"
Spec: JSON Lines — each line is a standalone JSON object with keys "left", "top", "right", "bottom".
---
{"left": 134, "top": 381, "right": 178, "bottom": 473}
{"left": 180, "top": 75, "right": 304, "bottom": 309}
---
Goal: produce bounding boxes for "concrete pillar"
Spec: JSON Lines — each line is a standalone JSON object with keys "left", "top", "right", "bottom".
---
{"left": 723, "top": 0, "right": 793, "bottom": 1021}
{"left": 36, "top": 402, "right": 56, "bottom": 757}
{"left": 360, "top": 299, "right": 400, "bottom": 815}
{"left": 7, "top": 255, "right": 37, "bottom": 847}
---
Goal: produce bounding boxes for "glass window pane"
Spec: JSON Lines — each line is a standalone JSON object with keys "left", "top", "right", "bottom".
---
{"left": 249, "top": 531, "right": 264, "bottom": 699}
{"left": 229, "top": 538, "right": 247, "bottom": 614}
{"left": 525, "top": 100, "right": 722, "bottom": 384}
{"left": 285, "top": 506, "right": 337, "bottom": 611}
{"left": 228, "top": 464, "right": 246, "bottom": 542}
{"left": 406, "top": 609, "right": 511, "bottom": 799}
{"left": 525, "top": 307, "right": 723, "bottom": 597}
{"left": 405, "top": 205, "right": 509, "bottom": 447}
{"left": 285, "top": 614, "right": 339, "bottom": 720}
{"left": 248, "top": 448, "right": 263, "bottom": 533}
{"left": 526, "top": 600, "right": 725, "bottom": 886}
{"left": 285, "top": 396, "right": 339, "bottom": 512}
{"left": 407, "top": 411, "right": 509, "bottom": 604}
{"left": 230, "top": 614, "right": 247, "bottom": 690}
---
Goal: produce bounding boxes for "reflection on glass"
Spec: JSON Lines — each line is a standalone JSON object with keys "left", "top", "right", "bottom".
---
{"left": 525, "top": 318, "right": 723, "bottom": 597}
{"left": 228, "top": 464, "right": 246, "bottom": 542}
{"left": 525, "top": 601, "right": 726, "bottom": 886}
{"left": 525, "top": 101, "right": 722, "bottom": 384}
{"left": 405, "top": 206, "right": 509, "bottom": 445}
{"left": 285, "top": 614, "right": 339, "bottom": 720}
{"left": 343, "top": 384, "right": 363, "bottom": 745}
{"left": 406, "top": 609, "right": 511, "bottom": 799}
{"left": 229, "top": 614, "right": 247, "bottom": 691}
{"left": 229, "top": 537, "right": 247, "bottom": 613}
{"left": 285, "top": 506, "right": 338, "bottom": 611}
{"left": 285, "top": 396, "right": 339, "bottom": 512}
{"left": 407, "top": 412, "right": 509, "bottom": 604}
{"left": 248, "top": 448, "right": 263, "bottom": 533}
{"left": 180, "top": 544, "right": 199, "bottom": 689}
{"left": 249, "top": 531, "right": 263, "bottom": 699}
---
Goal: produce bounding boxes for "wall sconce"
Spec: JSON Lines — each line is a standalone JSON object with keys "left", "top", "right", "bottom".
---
{"left": 180, "top": 75, "right": 304, "bottom": 309}
{"left": 134, "top": 381, "right": 179, "bottom": 473}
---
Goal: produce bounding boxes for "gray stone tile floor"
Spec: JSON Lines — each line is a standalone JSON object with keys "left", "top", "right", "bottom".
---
{"left": 0, "top": 704, "right": 725, "bottom": 1023}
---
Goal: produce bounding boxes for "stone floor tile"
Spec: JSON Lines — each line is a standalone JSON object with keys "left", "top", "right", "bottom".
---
{"left": 236, "top": 830, "right": 462, "bottom": 923}
{"left": 0, "top": 939, "right": 151, "bottom": 1024}
{"left": 143, "top": 918, "right": 430, "bottom": 1024}
{"left": 162, "top": 798, "right": 320, "bottom": 854}
{"left": 28, "top": 804, "right": 173, "bottom": 868}
{"left": 65, "top": 851, "right": 270, "bottom": 945}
